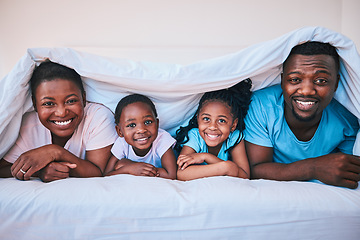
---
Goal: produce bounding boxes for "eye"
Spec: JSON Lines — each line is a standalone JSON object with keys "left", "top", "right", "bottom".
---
{"left": 314, "top": 78, "right": 328, "bottom": 85}
{"left": 42, "top": 101, "right": 55, "bottom": 107}
{"left": 126, "top": 123, "right": 136, "bottom": 128}
{"left": 66, "top": 98, "right": 78, "bottom": 104}
{"left": 144, "top": 120, "right": 153, "bottom": 125}
{"left": 218, "top": 118, "right": 227, "bottom": 124}
{"left": 288, "top": 77, "right": 301, "bottom": 84}
{"left": 202, "top": 117, "right": 210, "bottom": 122}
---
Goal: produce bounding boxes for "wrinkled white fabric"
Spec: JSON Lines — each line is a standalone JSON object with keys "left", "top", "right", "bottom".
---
{"left": 0, "top": 26, "right": 360, "bottom": 240}
{"left": 1, "top": 26, "right": 359, "bottom": 158}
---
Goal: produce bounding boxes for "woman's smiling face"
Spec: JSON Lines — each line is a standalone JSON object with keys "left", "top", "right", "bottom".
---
{"left": 33, "top": 78, "right": 85, "bottom": 144}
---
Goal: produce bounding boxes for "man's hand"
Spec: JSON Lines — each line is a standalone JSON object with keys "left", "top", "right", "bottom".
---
{"left": 312, "top": 153, "right": 360, "bottom": 189}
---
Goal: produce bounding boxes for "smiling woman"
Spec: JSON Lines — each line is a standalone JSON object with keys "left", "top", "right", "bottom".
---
{"left": 0, "top": 61, "right": 118, "bottom": 182}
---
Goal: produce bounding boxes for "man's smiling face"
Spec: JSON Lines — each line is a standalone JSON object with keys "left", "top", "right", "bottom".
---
{"left": 281, "top": 54, "right": 339, "bottom": 124}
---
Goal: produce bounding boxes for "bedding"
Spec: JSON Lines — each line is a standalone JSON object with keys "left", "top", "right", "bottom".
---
{"left": 0, "top": 26, "right": 359, "bottom": 239}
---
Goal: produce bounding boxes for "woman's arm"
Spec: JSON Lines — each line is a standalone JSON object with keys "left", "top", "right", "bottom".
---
{"left": 0, "top": 159, "right": 12, "bottom": 178}
{"left": 11, "top": 144, "right": 113, "bottom": 181}
{"left": 157, "top": 148, "right": 177, "bottom": 179}
{"left": 230, "top": 140, "right": 250, "bottom": 179}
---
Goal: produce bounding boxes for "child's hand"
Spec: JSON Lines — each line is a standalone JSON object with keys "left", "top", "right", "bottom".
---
{"left": 177, "top": 153, "right": 205, "bottom": 170}
{"left": 126, "top": 162, "right": 159, "bottom": 177}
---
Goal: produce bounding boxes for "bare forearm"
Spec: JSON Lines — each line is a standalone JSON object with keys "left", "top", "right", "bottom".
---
{"left": 237, "top": 167, "right": 250, "bottom": 179}
{"left": 157, "top": 167, "right": 176, "bottom": 179}
{"left": 251, "top": 160, "right": 313, "bottom": 181}
{"left": 0, "top": 160, "right": 12, "bottom": 178}
{"left": 201, "top": 153, "right": 223, "bottom": 164}
{"left": 55, "top": 149, "right": 102, "bottom": 177}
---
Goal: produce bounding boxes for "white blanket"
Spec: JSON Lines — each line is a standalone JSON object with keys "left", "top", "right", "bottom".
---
{"left": 1, "top": 26, "right": 359, "bottom": 158}
{"left": 1, "top": 26, "right": 360, "bottom": 240}
{"left": 0, "top": 175, "right": 359, "bottom": 240}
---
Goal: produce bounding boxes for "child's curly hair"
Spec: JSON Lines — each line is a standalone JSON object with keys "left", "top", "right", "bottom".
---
{"left": 174, "top": 78, "right": 252, "bottom": 154}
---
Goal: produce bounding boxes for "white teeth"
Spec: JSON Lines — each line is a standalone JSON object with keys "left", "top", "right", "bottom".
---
{"left": 54, "top": 119, "right": 72, "bottom": 126}
{"left": 296, "top": 100, "right": 315, "bottom": 106}
{"left": 135, "top": 137, "right": 148, "bottom": 141}
{"left": 206, "top": 134, "right": 219, "bottom": 140}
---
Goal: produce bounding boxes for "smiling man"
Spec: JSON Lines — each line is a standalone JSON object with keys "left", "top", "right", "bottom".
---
{"left": 244, "top": 41, "right": 360, "bottom": 189}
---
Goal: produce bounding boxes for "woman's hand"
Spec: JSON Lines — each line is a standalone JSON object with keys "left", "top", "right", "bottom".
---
{"left": 38, "top": 162, "right": 77, "bottom": 182}
{"left": 11, "top": 144, "right": 62, "bottom": 180}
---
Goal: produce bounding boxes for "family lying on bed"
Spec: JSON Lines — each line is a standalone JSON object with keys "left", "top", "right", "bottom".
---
{"left": 0, "top": 41, "right": 359, "bottom": 189}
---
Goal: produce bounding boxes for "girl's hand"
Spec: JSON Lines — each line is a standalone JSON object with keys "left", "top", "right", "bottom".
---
{"left": 38, "top": 162, "right": 77, "bottom": 182}
{"left": 11, "top": 144, "right": 62, "bottom": 180}
{"left": 177, "top": 153, "right": 205, "bottom": 170}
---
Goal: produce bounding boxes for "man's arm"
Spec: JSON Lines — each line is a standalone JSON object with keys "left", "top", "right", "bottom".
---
{"left": 245, "top": 141, "right": 360, "bottom": 189}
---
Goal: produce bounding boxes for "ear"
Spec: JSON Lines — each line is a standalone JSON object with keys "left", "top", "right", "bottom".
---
{"left": 156, "top": 118, "right": 159, "bottom": 128}
{"left": 280, "top": 72, "right": 284, "bottom": 88}
{"left": 231, "top": 118, "right": 238, "bottom": 132}
{"left": 32, "top": 96, "right": 37, "bottom": 112}
{"left": 115, "top": 125, "right": 123, "bottom": 138}
{"left": 82, "top": 91, "right": 86, "bottom": 106}
{"left": 334, "top": 74, "right": 340, "bottom": 92}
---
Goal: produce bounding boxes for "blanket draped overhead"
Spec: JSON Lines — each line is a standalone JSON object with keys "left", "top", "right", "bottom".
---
{"left": 1, "top": 26, "right": 359, "bottom": 158}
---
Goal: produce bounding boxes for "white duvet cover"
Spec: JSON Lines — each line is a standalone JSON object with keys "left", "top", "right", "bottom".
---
{"left": 0, "top": 26, "right": 359, "bottom": 239}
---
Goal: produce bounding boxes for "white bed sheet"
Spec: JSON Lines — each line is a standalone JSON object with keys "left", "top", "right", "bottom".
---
{"left": 0, "top": 26, "right": 360, "bottom": 239}
{"left": 0, "top": 176, "right": 359, "bottom": 240}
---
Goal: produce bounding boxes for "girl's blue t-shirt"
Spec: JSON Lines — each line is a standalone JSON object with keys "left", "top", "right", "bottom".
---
{"left": 183, "top": 128, "right": 243, "bottom": 161}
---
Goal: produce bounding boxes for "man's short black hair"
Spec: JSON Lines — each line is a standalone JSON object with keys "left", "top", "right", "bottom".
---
{"left": 283, "top": 41, "right": 340, "bottom": 72}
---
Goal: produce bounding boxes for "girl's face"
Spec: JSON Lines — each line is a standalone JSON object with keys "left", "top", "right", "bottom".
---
{"left": 116, "top": 102, "right": 159, "bottom": 157}
{"left": 33, "top": 78, "right": 85, "bottom": 145}
{"left": 197, "top": 101, "right": 238, "bottom": 151}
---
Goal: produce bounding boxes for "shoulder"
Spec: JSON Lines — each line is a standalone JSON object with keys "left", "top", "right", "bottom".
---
{"left": 20, "top": 111, "right": 45, "bottom": 132}
{"left": 246, "top": 85, "right": 284, "bottom": 123}
{"left": 183, "top": 128, "right": 203, "bottom": 146}
{"left": 326, "top": 99, "right": 359, "bottom": 128}
{"left": 227, "top": 130, "right": 243, "bottom": 146}
{"left": 156, "top": 128, "right": 176, "bottom": 144}
{"left": 157, "top": 128, "right": 174, "bottom": 138}
{"left": 153, "top": 129, "right": 176, "bottom": 156}
{"left": 84, "top": 102, "right": 114, "bottom": 117}
{"left": 82, "top": 102, "right": 115, "bottom": 127}
{"left": 251, "top": 84, "right": 282, "bottom": 105}
{"left": 187, "top": 128, "right": 201, "bottom": 139}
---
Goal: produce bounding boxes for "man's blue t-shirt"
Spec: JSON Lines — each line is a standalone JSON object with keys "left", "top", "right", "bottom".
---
{"left": 183, "top": 128, "right": 243, "bottom": 161}
{"left": 244, "top": 84, "right": 359, "bottom": 164}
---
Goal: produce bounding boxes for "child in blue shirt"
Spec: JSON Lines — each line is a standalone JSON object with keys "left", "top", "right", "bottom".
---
{"left": 175, "top": 79, "right": 252, "bottom": 181}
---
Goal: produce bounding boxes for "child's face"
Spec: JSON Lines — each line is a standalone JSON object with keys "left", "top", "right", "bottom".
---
{"left": 116, "top": 102, "right": 159, "bottom": 157}
{"left": 33, "top": 78, "right": 85, "bottom": 144}
{"left": 197, "top": 101, "right": 238, "bottom": 150}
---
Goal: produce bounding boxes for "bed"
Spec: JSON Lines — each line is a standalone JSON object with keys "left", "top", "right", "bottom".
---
{"left": 0, "top": 26, "right": 359, "bottom": 239}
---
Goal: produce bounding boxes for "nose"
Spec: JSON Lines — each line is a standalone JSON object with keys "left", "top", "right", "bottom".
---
{"left": 208, "top": 120, "right": 217, "bottom": 130}
{"left": 298, "top": 80, "right": 316, "bottom": 96}
{"left": 54, "top": 105, "right": 67, "bottom": 117}
{"left": 136, "top": 123, "right": 147, "bottom": 134}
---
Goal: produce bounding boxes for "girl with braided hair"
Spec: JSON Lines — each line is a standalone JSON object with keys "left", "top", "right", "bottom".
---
{"left": 175, "top": 79, "right": 252, "bottom": 181}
